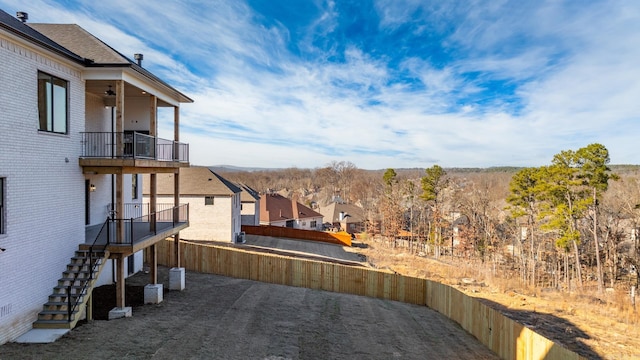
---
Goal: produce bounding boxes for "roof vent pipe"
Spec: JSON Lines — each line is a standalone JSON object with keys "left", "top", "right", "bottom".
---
{"left": 16, "top": 12, "right": 28, "bottom": 23}
{"left": 134, "top": 53, "right": 143, "bottom": 66}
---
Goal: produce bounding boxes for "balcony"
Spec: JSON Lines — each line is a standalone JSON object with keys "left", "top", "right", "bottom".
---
{"left": 79, "top": 132, "right": 189, "bottom": 173}
{"left": 84, "top": 204, "right": 189, "bottom": 255}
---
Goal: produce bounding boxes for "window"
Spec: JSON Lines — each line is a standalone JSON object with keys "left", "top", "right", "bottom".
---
{"left": 205, "top": 196, "right": 214, "bottom": 205}
{"left": 0, "top": 178, "right": 5, "bottom": 234}
{"left": 310, "top": 220, "right": 317, "bottom": 228}
{"left": 131, "top": 174, "right": 138, "bottom": 200}
{"left": 38, "top": 71, "right": 68, "bottom": 134}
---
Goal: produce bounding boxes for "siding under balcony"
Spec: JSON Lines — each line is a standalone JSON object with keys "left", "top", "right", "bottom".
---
{"left": 79, "top": 132, "right": 189, "bottom": 173}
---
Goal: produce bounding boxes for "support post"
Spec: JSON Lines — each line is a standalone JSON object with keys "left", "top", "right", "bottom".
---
{"left": 173, "top": 234, "right": 181, "bottom": 268}
{"left": 116, "top": 256, "right": 125, "bottom": 308}
{"left": 150, "top": 174, "right": 157, "bottom": 233}
{"left": 173, "top": 170, "right": 180, "bottom": 268}
{"left": 150, "top": 244, "right": 157, "bottom": 285}
{"left": 86, "top": 294, "right": 93, "bottom": 321}
{"left": 108, "top": 255, "right": 131, "bottom": 319}
{"left": 116, "top": 174, "right": 124, "bottom": 243}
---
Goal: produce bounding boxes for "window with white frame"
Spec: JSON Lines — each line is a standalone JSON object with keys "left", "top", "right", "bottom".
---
{"left": 310, "top": 220, "right": 317, "bottom": 228}
{"left": 205, "top": 196, "right": 214, "bottom": 205}
{"left": 37, "top": 71, "right": 68, "bottom": 134}
{"left": 0, "top": 178, "right": 5, "bottom": 234}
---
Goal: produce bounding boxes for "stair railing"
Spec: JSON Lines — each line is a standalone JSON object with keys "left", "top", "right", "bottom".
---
{"left": 68, "top": 217, "right": 111, "bottom": 322}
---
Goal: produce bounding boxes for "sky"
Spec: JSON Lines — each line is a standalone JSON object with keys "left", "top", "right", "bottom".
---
{"left": 2, "top": 0, "right": 639, "bottom": 170}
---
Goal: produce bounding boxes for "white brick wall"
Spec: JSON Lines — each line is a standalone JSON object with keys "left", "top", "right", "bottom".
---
{"left": 0, "top": 34, "right": 87, "bottom": 344}
{"left": 151, "top": 193, "right": 241, "bottom": 242}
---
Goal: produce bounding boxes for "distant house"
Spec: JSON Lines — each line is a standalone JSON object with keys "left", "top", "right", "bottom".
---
{"left": 318, "top": 202, "right": 366, "bottom": 234}
{"left": 144, "top": 167, "right": 241, "bottom": 242}
{"left": 260, "top": 194, "right": 323, "bottom": 230}
{"left": 238, "top": 183, "right": 260, "bottom": 226}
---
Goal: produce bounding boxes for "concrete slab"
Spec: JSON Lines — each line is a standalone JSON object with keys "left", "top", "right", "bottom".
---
{"left": 243, "top": 234, "right": 363, "bottom": 263}
{"left": 14, "top": 328, "right": 69, "bottom": 343}
{"left": 108, "top": 307, "right": 132, "bottom": 320}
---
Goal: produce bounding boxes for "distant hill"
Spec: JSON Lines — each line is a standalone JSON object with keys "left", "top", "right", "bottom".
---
{"left": 208, "top": 165, "right": 282, "bottom": 173}
{"left": 208, "top": 164, "right": 638, "bottom": 174}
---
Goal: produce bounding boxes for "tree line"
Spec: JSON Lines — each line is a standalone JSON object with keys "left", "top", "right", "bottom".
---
{"left": 220, "top": 149, "right": 640, "bottom": 297}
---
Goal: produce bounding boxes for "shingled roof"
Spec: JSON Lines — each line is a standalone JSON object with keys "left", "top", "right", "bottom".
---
{"left": 237, "top": 183, "right": 260, "bottom": 202}
{"left": 4, "top": 15, "right": 192, "bottom": 103}
{"left": 28, "top": 23, "right": 129, "bottom": 64}
{"left": 143, "top": 167, "right": 241, "bottom": 196}
{"left": 0, "top": 10, "right": 85, "bottom": 63}
{"left": 260, "top": 194, "right": 323, "bottom": 222}
{"left": 318, "top": 202, "right": 366, "bottom": 224}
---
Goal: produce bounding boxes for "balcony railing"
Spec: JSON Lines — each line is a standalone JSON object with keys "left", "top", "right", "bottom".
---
{"left": 107, "top": 203, "right": 177, "bottom": 219}
{"left": 91, "top": 204, "right": 189, "bottom": 246}
{"left": 80, "top": 132, "right": 189, "bottom": 162}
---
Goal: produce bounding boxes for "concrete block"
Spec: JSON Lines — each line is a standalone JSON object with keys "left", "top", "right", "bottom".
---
{"left": 108, "top": 307, "right": 132, "bottom": 320}
{"left": 169, "top": 267, "right": 185, "bottom": 291}
{"left": 144, "top": 284, "right": 163, "bottom": 304}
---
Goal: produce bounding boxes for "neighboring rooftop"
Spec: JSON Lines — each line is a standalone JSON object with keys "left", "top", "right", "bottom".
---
{"left": 319, "top": 202, "right": 366, "bottom": 224}
{"left": 144, "top": 167, "right": 241, "bottom": 196}
{"left": 260, "top": 193, "right": 323, "bottom": 223}
{"left": 237, "top": 183, "right": 260, "bottom": 202}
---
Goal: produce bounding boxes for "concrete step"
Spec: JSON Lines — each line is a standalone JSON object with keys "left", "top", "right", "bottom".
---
{"left": 14, "top": 328, "right": 70, "bottom": 342}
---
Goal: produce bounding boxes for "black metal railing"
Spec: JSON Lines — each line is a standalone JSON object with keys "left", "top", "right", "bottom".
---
{"left": 103, "top": 204, "right": 188, "bottom": 246}
{"left": 67, "top": 204, "right": 188, "bottom": 322}
{"left": 68, "top": 218, "right": 110, "bottom": 322}
{"left": 107, "top": 203, "right": 176, "bottom": 219}
{"left": 80, "top": 132, "right": 189, "bottom": 162}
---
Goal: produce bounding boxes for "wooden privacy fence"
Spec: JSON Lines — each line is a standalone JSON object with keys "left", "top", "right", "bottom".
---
{"left": 157, "top": 239, "right": 586, "bottom": 360}
{"left": 242, "top": 225, "right": 352, "bottom": 247}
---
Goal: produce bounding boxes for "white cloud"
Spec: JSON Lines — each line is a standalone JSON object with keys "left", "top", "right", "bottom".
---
{"left": 3, "top": 0, "right": 639, "bottom": 169}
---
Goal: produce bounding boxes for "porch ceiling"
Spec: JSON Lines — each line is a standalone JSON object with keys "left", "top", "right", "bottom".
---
{"left": 85, "top": 80, "right": 173, "bottom": 107}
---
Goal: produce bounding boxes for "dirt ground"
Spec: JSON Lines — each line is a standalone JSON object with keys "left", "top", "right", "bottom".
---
{"left": 1, "top": 266, "right": 498, "bottom": 360}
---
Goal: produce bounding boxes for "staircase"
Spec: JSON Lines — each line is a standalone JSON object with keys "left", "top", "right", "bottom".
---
{"left": 33, "top": 248, "right": 109, "bottom": 329}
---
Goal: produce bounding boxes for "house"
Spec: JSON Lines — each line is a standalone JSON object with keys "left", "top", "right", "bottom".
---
{"left": 318, "top": 202, "right": 366, "bottom": 234}
{"left": 144, "top": 167, "right": 242, "bottom": 242}
{"left": 260, "top": 194, "right": 323, "bottom": 230}
{"left": 0, "top": 10, "right": 191, "bottom": 344}
{"left": 238, "top": 183, "right": 261, "bottom": 226}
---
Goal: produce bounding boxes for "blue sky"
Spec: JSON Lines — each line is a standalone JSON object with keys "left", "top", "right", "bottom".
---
{"left": 2, "top": 0, "right": 639, "bottom": 169}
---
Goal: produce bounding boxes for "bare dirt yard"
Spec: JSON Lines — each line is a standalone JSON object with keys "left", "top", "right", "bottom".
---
{"left": 2, "top": 266, "right": 498, "bottom": 360}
